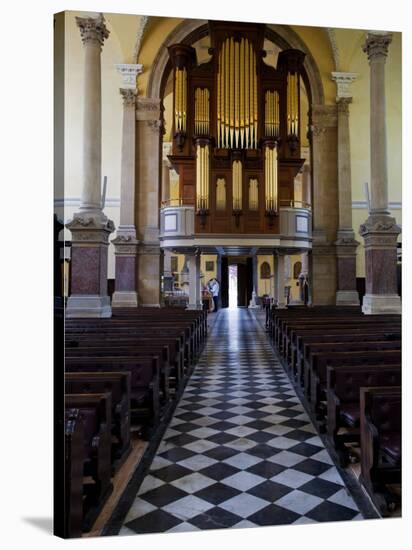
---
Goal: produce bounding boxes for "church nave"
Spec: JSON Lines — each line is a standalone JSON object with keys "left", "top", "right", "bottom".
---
{"left": 114, "top": 309, "right": 362, "bottom": 535}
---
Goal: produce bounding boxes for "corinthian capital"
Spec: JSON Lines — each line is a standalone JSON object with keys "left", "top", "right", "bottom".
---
{"left": 363, "top": 32, "right": 392, "bottom": 63}
{"left": 116, "top": 63, "right": 144, "bottom": 89}
{"left": 120, "top": 88, "right": 137, "bottom": 106}
{"left": 76, "top": 13, "right": 109, "bottom": 48}
{"left": 331, "top": 72, "right": 357, "bottom": 101}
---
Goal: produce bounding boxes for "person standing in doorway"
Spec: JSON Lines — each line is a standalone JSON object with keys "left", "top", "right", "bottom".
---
{"left": 208, "top": 278, "right": 220, "bottom": 312}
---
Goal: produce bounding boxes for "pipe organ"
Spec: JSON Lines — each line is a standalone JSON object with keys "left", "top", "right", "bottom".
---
{"left": 167, "top": 21, "right": 306, "bottom": 235}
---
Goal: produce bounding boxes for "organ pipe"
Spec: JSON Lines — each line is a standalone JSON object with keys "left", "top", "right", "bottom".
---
{"left": 265, "top": 90, "right": 280, "bottom": 137}
{"left": 195, "top": 88, "right": 210, "bottom": 135}
{"left": 232, "top": 160, "right": 243, "bottom": 210}
{"left": 249, "top": 178, "right": 259, "bottom": 210}
{"left": 287, "top": 72, "right": 299, "bottom": 136}
{"left": 196, "top": 143, "right": 210, "bottom": 210}
{"left": 174, "top": 67, "right": 187, "bottom": 133}
{"left": 217, "top": 37, "right": 258, "bottom": 149}
{"left": 265, "top": 145, "right": 278, "bottom": 211}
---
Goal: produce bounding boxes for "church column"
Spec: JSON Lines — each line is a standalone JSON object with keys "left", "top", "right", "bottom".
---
{"left": 276, "top": 253, "right": 287, "bottom": 309}
{"left": 162, "top": 161, "right": 171, "bottom": 204}
{"left": 136, "top": 98, "right": 164, "bottom": 306}
{"left": 310, "top": 105, "right": 338, "bottom": 305}
{"left": 302, "top": 164, "right": 311, "bottom": 207}
{"left": 331, "top": 73, "right": 360, "bottom": 306}
{"left": 249, "top": 254, "right": 259, "bottom": 308}
{"left": 112, "top": 64, "right": 143, "bottom": 307}
{"left": 66, "top": 14, "right": 115, "bottom": 318}
{"left": 360, "top": 33, "right": 401, "bottom": 314}
{"left": 187, "top": 251, "right": 202, "bottom": 310}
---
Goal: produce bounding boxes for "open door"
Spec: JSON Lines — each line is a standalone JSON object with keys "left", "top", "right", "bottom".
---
{"left": 221, "top": 256, "right": 229, "bottom": 308}
{"left": 246, "top": 257, "right": 253, "bottom": 306}
{"left": 237, "top": 263, "right": 248, "bottom": 306}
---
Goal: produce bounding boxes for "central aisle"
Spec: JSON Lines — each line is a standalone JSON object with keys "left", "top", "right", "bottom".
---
{"left": 120, "top": 308, "right": 361, "bottom": 534}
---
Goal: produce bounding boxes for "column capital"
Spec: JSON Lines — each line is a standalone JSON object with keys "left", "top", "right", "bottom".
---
{"left": 331, "top": 72, "right": 357, "bottom": 101}
{"left": 120, "top": 88, "right": 137, "bottom": 106}
{"left": 76, "top": 13, "right": 109, "bottom": 48}
{"left": 363, "top": 32, "right": 392, "bottom": 63}
{"left": 336, "top": 96, "right": 352, "bottom": 115}
{"left": 116, "top": 63, "right": 144, "bottom": 89}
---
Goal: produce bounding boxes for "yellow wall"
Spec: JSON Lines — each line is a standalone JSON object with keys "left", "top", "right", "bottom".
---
{"left": 333, "top": 28, "right": 402, "bottom": 276}
{"left": 59, "top": 12, "right": 402, "bottom": 283}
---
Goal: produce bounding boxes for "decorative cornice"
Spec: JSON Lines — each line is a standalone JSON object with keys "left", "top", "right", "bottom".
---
{"left": 112, "top": 234, "right": 139, "bottom": 255}
{"left": 147, "top": 119, "right": 165, "bottom": 135}
{"left": 311, "top": 104, "right": 338, "bottom": 131}
{"left": 75, "top": 13, "right": 109, "bottom": 48}
{"left": 336, "top": 97, "right": 352, "bottom": 115}
{"left": 331, "top": 72, "right": 358, "bottom": 101}
{"left": 116, "top": 63, "right": 143, "bottom": 89}
{"left": 363, "top": 32, "right": 392, "bottom": 63}
{"left": 65, "top": 213, "right": 115, "bottom": 243}
{"left": 136, "top": 97, "right": 162, "bottom": 121}
{"left": 133, "top": 16, "right": 150, "bottom": 62}
{"left": 359, "top": 214, "right": 401, "bottom": 236}
{"left": 120, "top": 88, "right": 137, "bottom": 106}
{"left": 326, "top": 28, "right": 341, "bottom": 71}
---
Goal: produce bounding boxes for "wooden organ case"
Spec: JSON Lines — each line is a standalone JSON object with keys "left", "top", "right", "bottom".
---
{"left": 167, "top": 20, "right": 306, "bottom": 235}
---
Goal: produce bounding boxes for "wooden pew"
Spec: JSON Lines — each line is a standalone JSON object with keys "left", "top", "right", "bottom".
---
{"left": 281, "top": 317, "right": 400, "bottom": 361}
{"left": 326, "top": 365, "right": 401, "bottom": 465}
{"left": 360, "top": 386, "right": 401, "bottom": 515}
{"left": 64, "top": 408, "right": 84, "bottom": 539}
{"left": 303, "top": 340, "right": 401, "bottom": 396}
{"left": 308, "top": 349, "right": 401, "bottom": 416}
{"left": 65, "top": 356, "right": 160, "bottom": 433}
{"left": 65, "top": 372, "right": 131, "bottom": 470}
{"left": 293, "top": 328, "right": 401, "bottom": 380}
{"left": 66, "top": 340, "right": 174, "bottom": 401}
{"left": 65, "top": 393, "right": 113, "bottom": 532}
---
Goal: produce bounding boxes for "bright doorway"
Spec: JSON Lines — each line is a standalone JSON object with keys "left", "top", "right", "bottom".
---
{"left": 228, "top": 265, "right": 238, "bottom": 308}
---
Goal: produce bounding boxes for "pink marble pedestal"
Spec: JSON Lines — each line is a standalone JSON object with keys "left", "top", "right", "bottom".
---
{"left": 111, "top": 235, "right": 139, "bottom": 307}
{"left": 65, "top": 213, "right": 115, "bottom": 318}
{"left": 360, "top": 215, "right": 401, "bottom": 314}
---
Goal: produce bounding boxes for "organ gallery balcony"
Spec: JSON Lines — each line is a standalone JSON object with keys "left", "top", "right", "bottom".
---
{"left": 159, "top": 199, "right": 312, "bottom": 252}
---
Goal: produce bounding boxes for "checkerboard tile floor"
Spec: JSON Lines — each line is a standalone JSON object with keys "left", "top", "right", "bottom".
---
{"left": 119, "top": 308, "right": 362, "bottom": 535}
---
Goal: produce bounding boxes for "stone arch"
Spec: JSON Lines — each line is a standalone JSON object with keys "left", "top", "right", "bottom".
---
{"left": 146, "top": 19, "right": 325, "bottom": 105}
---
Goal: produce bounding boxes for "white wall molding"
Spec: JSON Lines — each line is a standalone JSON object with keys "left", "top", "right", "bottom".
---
{"left": 352, "top": 200, "right": 401, "bottom": 210}
{"left": 55, "top": 197, "right": 120, "bottom": 207}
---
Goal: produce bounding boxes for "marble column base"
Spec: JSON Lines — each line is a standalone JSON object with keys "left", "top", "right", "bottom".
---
{"left": 66, "top": 295, "right": 112, "bottom": 318}
{"left": 362, "top": 293, "right": 401, "bottom": 315}
{"left": 65, "top": 212, "right": 115, "bottom": 318}
{"left": 359, "top": 214, "right": 401, "bottom": 314}
{"left": 112, "top": 235, "right": 139, "bottom": 308}
{"left": 112, "top": 290, "right": 138, "bottom": 308}
{"left": 248, "top": 290, "right": 259, "bottom": 308}
{"left": 277, "top": 303, "right": 287, "bottom": 309}
{"left": 336, "top": 290, "right": 360, "bottom": 306}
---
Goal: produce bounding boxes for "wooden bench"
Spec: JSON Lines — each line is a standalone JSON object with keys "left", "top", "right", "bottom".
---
{"left": 65, "top": 356, "right": 160, "bottom": 434}
{"left": 360, "top": 386, "right": 401, "bottom": 515}
{"left": 326, "top": 364, "right": 401, "bottom": 465}
{"left": 64, "top": 408, "right": 84, "bottom": 539}
{"left": 293, "top": 328, "right": 401, "bottom": 380}
{"left": 64, "top": 393, "right": 113, "bottom": 532}
{"left": 308, "top": 349, "right": 401, "bottom": 416}
{"left": 303, "top": 340, "right": 401, "bottom": 396}
{"left": 65, "top": 372, "right": 131, "bottom": 470}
